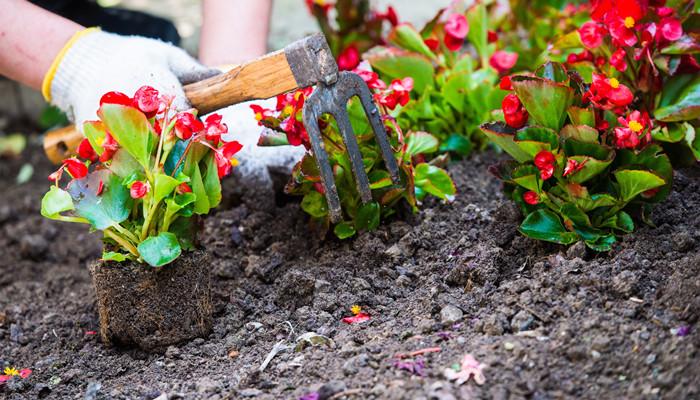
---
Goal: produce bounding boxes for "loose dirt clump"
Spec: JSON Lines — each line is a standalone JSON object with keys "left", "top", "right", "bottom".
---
{"left": 1, "top": 136, "right": 698, "bottom": 399}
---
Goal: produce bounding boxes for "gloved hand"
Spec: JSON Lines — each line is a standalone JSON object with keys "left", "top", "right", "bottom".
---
{"left": 43, "top": 28, "right": 219, "bottom": 129}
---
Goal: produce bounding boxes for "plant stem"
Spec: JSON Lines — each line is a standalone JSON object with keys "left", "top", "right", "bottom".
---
{"left": 113, "top": 223, "right": 139, "bottom": 244}
{"left": 104, "top": 229, "right": 139, "bottom": 257}
{"left": 140, "top": 200, "right": 160, "bottom": 241}
{"left": 169, "top": 139, "right": 194, "bottom": 177}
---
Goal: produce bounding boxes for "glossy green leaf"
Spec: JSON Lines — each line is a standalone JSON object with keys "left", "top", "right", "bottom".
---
{"left": 567, "top": 107, "right": 596, "bottom": 127}
{"left": 41, "top": 186, "right": 75, "bottom": 220}
{"left": 68, "top": 171, "right": 131, "bottom": 230}
{"left": 614, "top": 169, "right": 666, "bottom": 202}
{"left": 560, "top": 125, "right": 599, "bottom": 143}
{"left": 102, "top": 251, "right": 128, "bottom": 262}
{"left": 535, "top": 62, "right": 569, "bottom": 83}
{"left": 576, "top": 193, "right": 617, "bottom": 212}
{"left": 137, "top": 232, "right": 182, "bottom": 267}
{"left": 512, "top": 165, "right": 541, "bottom": 192}
{"left": 164, "top": 139, "right": 188, "bottom": 176}
{"left": 481, "top": 122, "right": 531, "bottom": 163}
{"left": 466, "top": 4, "right": 488, "bottom": 60}
{"left": 258, "top": 129, "right": 291, "bottom": 146}
{"left": 388, "top": 24, "right": 437, "bottom": 60}
{"left": 368, "top": 170, "right": 393, "bottom": 189}
{"left": 414, "top": 163, "right": 456, "bottom": 201}
{"left": 512, "top": 76, "right": 575, "bottom": 131}
{"left": 83, "top": 120, "right": 106, "bottom": 156}
{"left": 368, "top": 51, "right": 434, "bottom": 94}
{"left": 519, "top": 209, "right": 578, "bottom": 245}
{"left": 164, "top": 192, "right": 196, "bottom": 225}
{"left": 98, "top": 104, "right": 154, "bottom": 168}
{"left": 190, "top": 163, "right": 210, "bottom": 215}
{"left": 601, "top": 211, "right": 634, "bottom": 233}
{"left": 355, "top": 201, "right": 380, "bottom": 231}
{"left": 514, "top": 126, "right": 559, "bottom": 157}
{"left": 655, "top": 74, "right": 700, "bottom": 122}
{"left": 301, "top": 191, "right": 328, "bottom": 218}
{"left": 615, "top": 145, "right": 673, "bottom": 202}
{"left": 109, "top": 149, "right": 141, "bottom": 178}
{"left": 333, "top": 222, "right": 357, "bottom": 239}
{"left": 154, "top": 173, "right": 181, "bottom": 204}
{"left": 405, "top": 131, "right": 438, "bottom": 158}
{"left": 203, "top": 154, "right": 222, "bottom": 209}
{"left": 439, "top": 134, "right": 472, "bottom": 156}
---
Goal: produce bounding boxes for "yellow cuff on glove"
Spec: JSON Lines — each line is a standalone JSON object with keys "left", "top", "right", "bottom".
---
{"left": 41, "top": 27, "right": 101, "bottom": 102}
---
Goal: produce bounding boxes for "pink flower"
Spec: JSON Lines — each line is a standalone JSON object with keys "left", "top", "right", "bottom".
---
{"left": 338, "top": 45, "right": 360, "bottom": 71}
{"left": 130, "top": 181, "right": 150, "bottom": 199}
{"left": 214, "top": 141, "right": 243, "bottom": 178}
{"left": 376, "top": 78, "right": 413, "bottom": 110}
{"left": 610, "top": 47, "right": 628, "bottom": 71}
{"left": 444, "top": 14, "right": 469, "bottom": 51}
{"left": 99, "top": 132, "right": 119, "bottom": 162}
{"left": 250, "top": 104, "right": 276, "bottom": 126}
{"left": 563, "top": 159, "right": 586, "bottom": 177}
{"left": 204, "top": 113, "right": 228, "bottom": 145}
{"left": 354, "top": 69, "right": 387, "bottom": 90}
{"left": 444, "top": 354, "right": 486, "bottom": 385}
{"left": 579, "top": 21, "right": 607, "bottom": 48}
{"left": 490, "top": 50, "right": 518, "bottom": 73}
{"left": 659, "top": 17, "right": 682, "bottom": 41}
{"left": 502, "top": 94, "right": 528, "bottom": 129}
{"left": 613, "top": 110, "right": 648, "bottom": 149}
{"left": 132, "top": 85, "right": 160, "bottom": 118}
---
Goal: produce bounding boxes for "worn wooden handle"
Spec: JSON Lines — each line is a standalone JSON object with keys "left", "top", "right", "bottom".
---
{"left": 44, "top": 50, "right": 301, "bottom": 164}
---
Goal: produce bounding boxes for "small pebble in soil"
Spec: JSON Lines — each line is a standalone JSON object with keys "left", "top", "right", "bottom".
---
{"left": 318, "top": 380, "right": 347, "bottom": 400}
{"left": 84, "top": 382, "right": 102, "bottom": 400}
{"left": 440, "top": 305, "right": 463, "bottom": 324}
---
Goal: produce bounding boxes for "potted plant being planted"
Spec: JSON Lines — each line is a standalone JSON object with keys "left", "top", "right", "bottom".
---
{"left": 41, "top": 86, "right": 242, "bottom": 351}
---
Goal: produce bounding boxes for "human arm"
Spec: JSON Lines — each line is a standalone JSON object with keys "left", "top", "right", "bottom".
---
{"left": 199, "top": 0, "right": 273, "bottom": 66}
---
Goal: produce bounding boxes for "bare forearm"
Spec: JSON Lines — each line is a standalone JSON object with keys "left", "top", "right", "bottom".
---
{"left": 0, "top": 0, "right": 83, "bottom": 90}
{"left": 199, "top": 0, "right": 272, "bottom": 66}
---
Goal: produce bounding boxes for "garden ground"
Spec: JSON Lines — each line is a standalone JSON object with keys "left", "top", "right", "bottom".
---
{"left": 0, "top": 132, "right": 698, "bottom": 399}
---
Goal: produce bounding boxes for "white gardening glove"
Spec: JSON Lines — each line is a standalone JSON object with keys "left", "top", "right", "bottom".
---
{"left": 216, "top": 99, "right": 306, "bottom": 184}
{"left": 43, "top": 28, "right": 219, "bottom": 129}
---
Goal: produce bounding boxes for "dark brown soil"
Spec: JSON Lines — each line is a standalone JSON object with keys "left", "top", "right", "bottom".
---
{"left": 89, "top": 251, "right": 212, "bottom": 352}
{"left": 1, "top": 133, "right": 698, "bottom": 400}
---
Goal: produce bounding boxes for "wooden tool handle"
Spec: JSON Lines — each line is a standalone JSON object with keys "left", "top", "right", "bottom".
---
{"left": 44, "top": 126, "right": 85, "bottom": 165}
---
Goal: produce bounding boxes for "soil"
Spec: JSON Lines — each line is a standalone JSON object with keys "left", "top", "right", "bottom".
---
{"left": 1, "top": 131, "right": 698, "bottom": 400}
{"left": 89, "top": 251, "right": 212, "bottom": 351}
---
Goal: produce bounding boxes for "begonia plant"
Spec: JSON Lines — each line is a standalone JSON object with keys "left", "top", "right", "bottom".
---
{"left": 41, "top": 86, "right": 241, "bottom": 266}
{"left": 363, "top": 2, "right": 513, "bottom": 156}
{"left": 252, "top": 72, "right": 455, "bottom": 239}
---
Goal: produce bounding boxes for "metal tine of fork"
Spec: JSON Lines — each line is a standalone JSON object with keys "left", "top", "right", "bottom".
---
{"left": 302, "top": 94, "right": 343, "bottom": 223}
{"left": 332, "top": 108, "right": 373, "bottom": 204}
{"left": 347, "top": 73, "right": 401, "bottom": 185}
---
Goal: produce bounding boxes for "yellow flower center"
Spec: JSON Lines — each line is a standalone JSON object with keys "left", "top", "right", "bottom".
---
{"left": 628, "top": 120, "right": 643, "bottom": 132}
{"left": 283, "top": 105, "right": 294, "bottom": 115}
{"left": 351, "top": 305, "right": 362, "bottom": 315}
{"left": 624, "top": 17, "right": 635, "bottom": 28}
{"left": 3, "top": 367, "right": 19, "bottom": 376}
{"left": 255, "top": 113, "right": 262, "bottom": 121}
{"left": 230, "top": 158, "right": 239, "bottom": 167}
{"left": 609, "top": 78, "right": 620, "bottom": 88}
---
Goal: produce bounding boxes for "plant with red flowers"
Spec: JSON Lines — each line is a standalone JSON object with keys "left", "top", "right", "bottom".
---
{"left": 482, "top": 62, "right": 675, "bottom": 251}
{"left": 556, "top": 0, "right": 700, "bottom": 161}
{"left": 363, "top": 2, "right": 513, "bottom": 156}
{"left": 41, "top": 86, "right": 241, "bottom": 266}
{"left": 306, "top": 0, "right": 398, "bottom": 71}
{"left": 253, "top": 82, "right": 455, "bottom": 239}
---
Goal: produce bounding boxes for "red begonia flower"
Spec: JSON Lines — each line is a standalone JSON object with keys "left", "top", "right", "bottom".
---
{"left": 63, "top": 158, "right": 88, "bottom": 179}
{"left": 177, "top": 182, "right": 192, "bottom": 194}
{"left": 579, "top": 21, "right": 607, "bottom": 48}
{"left": 376, "top": 78, "right": 413, "bottom": 110}
{"left": 355, "top": 69, "right": 387, "bottom": 90}
{"left": 610, "top": 47, "right": 628, "bottom": 71}
{"left": 534, "top": 150, "right": 556, "bottom": 180}
{"left": 583, "top": 74, "right": 634, "bottom": 110}
{"left": 658, "top": 17, "right": 682, "bottom": 41}
{"left": 377, "top": 6, "right": 399, "bottom": 26}
{"left": 342, "top": 312, "right": 371, "bottom": 324}
{"left": 100, "top": 91, "right": 132, "bottom": 107}
{"left": 499, "top": 76, "right": 513, "bottom": 91}
{"left": 215, "top": 141, "right": 243, "bottom": 178}
{"left": 502, "top": 93, "right": 528, "bottom": 129}
{"left": 250, "top": 104, "right": 276, "bottom": 126}
{"left": 563, "top": 159, "right": 586, "bottom": 177}
{"left": 424, "top": 38, "right": 440, "bottom": 51}
{"left": 490, "top": 50, "right": 518, "bottom": 73}
{"left": 614, "top": 110, "right": 648, "bottom": 148}
{"left": 590, "top": 0, "right": 613, "bottom": 21}
{"left": 130, "top": 181, "right": 150, "bottom": 199}
{"left": 99, "top": 132, "right": 119, "bottom": 162}
{"left": 204, "top": 113, "right": 228, "bottom": 145}
{"left": 444, "top": 14, "right": 469, "bottom": 51}
{"left": 132, "top": 85, "right": 160, "bottom": 118}
{"left": 174, "top": 112, "right": 204, "bottom": 140}
{"left": 78, "top": 138, "right": 98, "bottom": 162}
{"left": 487, "top": 30, "right": 498, "bottom": 43}
{"left": 523, "top": 191, "right": 539, "bottom": 205}
{"left": 605, "top": 11, "right": 639, "bottom": 47}
{"left": 338, "top": 45, "right": 360, "bottom": 71}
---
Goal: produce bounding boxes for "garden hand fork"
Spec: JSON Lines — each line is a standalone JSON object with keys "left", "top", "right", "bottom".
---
{"left": 44, "top": 33, "right": 400, "bottom": 223}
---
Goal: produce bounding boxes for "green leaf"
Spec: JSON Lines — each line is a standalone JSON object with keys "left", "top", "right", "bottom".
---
{"left": 439, "top": 134, "right": 472, "bottom": 156}
{"left": 582, "top": 233, "right": 616, "bottom": 252}
{"left": 511, "top": 165, "right": 540, "bottom": 192}
{"left": 164, "top": 139, "right": 188, "bottom": 176}
{"left": 615, "top": 145, "right": 673, "bottom": 202}
{"left": 563, "top": 139, "right": 615, "bottom": 183}
{"left": 203, "top": 154, "right": 222, "bottom": 209}
{"left": 512, "top": 76, "right": 575, "bottom": 131}
{"left": 368, "top": 50, "right": 434, "bottom": 94}
{"left": 405, "top": 131, "right": 438, "bottom": 158}
{"left": 68, "top": 171, "right": 132, "bottom": 230}
{"left": 560, "top": 125, "right": 599, "bottom": 143}
{"left": 190, "top": 163, "right": 210, "bottom": 215}
{"left": 614, "top": 169, "right": 666, "bottom": 202}
{"left": 334, "top": 222, "right": 357, "bottom": 239}
{"left": 660, "top": 35, "right": 700, "bottom": 55}
{"left": 301, "top": 191, "right": 328, "bottom": 218}
{"left": 108, "top": 149, "right": 141, "bottom": 179}
{"left": 567, "top": 107, "right": 596, "bottom": 127}
{"left": 98, "top": 104, "right": 155, "bottom": 169}
{"left": 655, "top": 74, "right": 700, "bottom": 122}
{"left": 519, "top": 209, "right": 579, "bottom": 245}
{"left": 651, "top": 122, "right": 688, "bottom": 143}
{"left": 601, "top": 211, "right": 634, "bottom": 233}
{"left": 102, "top": 251, "right": 128, "bottom": 262}
{"left": 577, "top": 193, "right": 617, "bottom": 212}
{"left": 535, "top": 62, "right": 569, "bottom": 83}
{"left": 414, "top": 163, "right": 456, "bottom": 201}
{"left": 514, "top": 126, "right": 559, "bottom": 157}
{"left": 83, "top": 120, "right": 106, "bottom": 156}
{"left": 257, "top": 129, "right": 291, "bottom": 146}
{"left": 368, "top": 170, "right": 393, "bottom": 189}
{"left": 552, "top": 31, "right": 584, "bottom": 50}
{"left": 137, "top": 232, "right": 182, "bottom": 267}
{"left": 355, "top": 201, "right": 380, "bottom": 231}
{"left": 481, "top": 122, "right": 531, "bottom": 163}
{"left": 388, "top": 24, "right": 437, "bottom": 60}
{"left": 466, "top": 4, "right": 488, "bottom": 60}
{"left": 154, "top": 173, "right": 181, "bottom": 204}
{"left": 41, "top": 186, "right": 75, "bottom": 220}
{"left": 164, "top": 193, "right": 197, "bottom": 225}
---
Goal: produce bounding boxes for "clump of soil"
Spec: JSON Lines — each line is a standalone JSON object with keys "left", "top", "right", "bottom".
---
{"left": 1, "top": 135, "right": 698, "bottom": 399}
{"left": 89, "top": 250, "right": 212, "bottom": 352}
